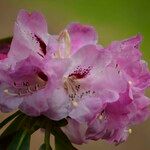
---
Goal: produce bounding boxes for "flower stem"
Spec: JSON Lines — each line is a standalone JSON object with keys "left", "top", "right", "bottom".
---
{"left": 44, "top": 124, "right": 52, "bottom": 150}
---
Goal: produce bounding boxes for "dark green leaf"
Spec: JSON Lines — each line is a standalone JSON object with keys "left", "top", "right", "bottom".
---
{"left": 0, "top": 114, "right": 27, "bottom": 149}
{"left": 0, "top": 114, "right": 26, "bottom": 139}
{"left": 0, "top": 110, "right": 22, "bottom": 129}
{"left": 0, "top": 114, "right": 42, "bottom": 150}
{"left": 7, "top": 130, "right": 31, "bottom": 150}
{"left": 39, "top": 144, "right": 46, "bottom": 150}
{"left": 39, "top": 143, "right": 52, "bottom": 150}
{"left": 52, "top": 127, "right": 77, "bottom": 150}
{"left": 44, "top": 124, "right": 52, "bottom": 150}
{"left": 39, "top": 123, "right": 53, "bottom": 150}
{"left": 54, "top": 118, "right": 68, "bottom": 127}
{"left": 0, "top": 131, "right": 18, "bottom": 149}
{"left": 0, "top": 37, "right": 12, "bottom": 44}
{"left": 0, "top": 36, "right": 12, "bottom": 53}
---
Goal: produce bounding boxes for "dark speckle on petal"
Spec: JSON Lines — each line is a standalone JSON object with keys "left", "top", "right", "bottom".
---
{"left": 34, "top": 35, "right": 46, "bottom": 55}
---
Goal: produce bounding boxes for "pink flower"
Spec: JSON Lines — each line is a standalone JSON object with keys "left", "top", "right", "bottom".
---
{"left": 107, "top": 35, "right": 150, "bottom": 92}
{"left": 0, "top": 10, "right": 101, "bottom": 121}
{"left": 62, "top": 118, "right": 129, "bottom": 145}
{"left": 43, "top": 23, "right": 113, "bottom": 121}
{"left": 0, "top": 56, "right": 48, "bottom": 114}
{"left": 43, "top": 22, "right": 129, "bottom": 123}
{"left": 0, "top": 10, "right": 48, "bottom": 113}
{"left": 0, "top": 10, "right": 62, "bottom": 119}
{"left": 62, "top": 35, "right": 150, "bottom": 144}
{"left": 44, "top": 40, "right": 127, "bottom": 121}
{"left": 63, "top": 92, "right": 150, "bottom": 145}
{"left": 7, "top": 10, "right": 49, "bottom": 68}
{"left": 0, "top": 10, "right": 150, "bottom": 145}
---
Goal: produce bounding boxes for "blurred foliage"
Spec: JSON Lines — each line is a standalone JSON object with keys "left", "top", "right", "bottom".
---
{"left": 0, "top": 0, "right": 150, "bottom": 62}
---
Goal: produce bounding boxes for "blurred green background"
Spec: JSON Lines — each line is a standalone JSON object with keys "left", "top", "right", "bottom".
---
{"left": 0, "top": 0, "right": 150, "bottom": 150}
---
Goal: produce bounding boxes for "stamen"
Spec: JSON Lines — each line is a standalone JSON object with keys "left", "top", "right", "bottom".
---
{"left": 72, "top": 101, "right": 78, "bottom": 107}
{"left": 35, "top": 84, "right": 40, "bottom": 91}
{"left": 63, "top": 76, "right": 79, "bottom": 95}
{"left": 128, "top": 129, "right": 132, "bottom": 134}
{"left": 99, "top": 115, "right": 104, "bottom": 120}
{"left": 4, "top": 89, "right": 18, "bottom": 96}
{"left": 4, "top": 78, "right": 46, "bottom": 97}
{"left": 27, "top": 86, "right": 34, "bottom": 94}
{"left": 64, "top": 74, "right": 94, "bottom": 108}
{"left": 124, "top": 128, "right": 132, "bottom": 134}
{"left": 55, "top": 30, "right": 71, "bottom": 58}
{"left": 63, "top": 30, "right": 71, "bottom": 58}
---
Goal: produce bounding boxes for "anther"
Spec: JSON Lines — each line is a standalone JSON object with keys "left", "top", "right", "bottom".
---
{"left": 99, "top": 115, "right": 103, "bottom": 120}
{"left": 4, "top": 89, "right": 18, "bottom": 96}
{"left": 35, "top": 84, "right": 40, "bottom": 91}
{"left": 72, "top": 101, "right": 78, "bottom": 107}
{"left": 124, "top": 128, "right": 132, "bottom": 134}
{"left": 128, "top": 129, "right": 132, "bottom": 134}
{"left": 27, "top": 86, "right": 34, "bottom": 93}
{"left": 128, "top": 81, "right": 132, "bottom": 85}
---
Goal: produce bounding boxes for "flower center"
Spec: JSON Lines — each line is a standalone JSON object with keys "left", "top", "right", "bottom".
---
{"left": 63, "top": 76, "right": 80, "bottom": 107}
{"left": 63, "top": 67, "right": 95, "bottom": 107}
{"left": 4, "top": 71, "right": 47, "bottom": 97}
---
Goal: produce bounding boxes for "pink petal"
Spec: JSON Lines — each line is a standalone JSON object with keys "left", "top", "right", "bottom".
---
{"left": 62, "top": 118, "right": 87, "bottom": 144}
{"left": 17, "top": 10, "right": 48, "bottom": 38}
{"left": 0, "top": 83, "right": 23, "bottom": 112}
{"left": 44, "top": 87, "right": 70, "bottom": 120}
{"left": 8, "top": 10, "right": 49, "bottom": 66}
{"left": 121, "top": 34, "right": 142, "bottom": 49}
{"left": 67, "top": 23, "right": 98, "bottom": 53}
{"left": 69, "top": 97, "right": 104, "bottom": 123}
{"left": 19, "top": 89, "right": 49, "bottom": 116}
{"left": 64, "top": 44, "right": 108, "bottom": 77}
{"left": 0, "top": 54, "right": 7, "bottom": 60}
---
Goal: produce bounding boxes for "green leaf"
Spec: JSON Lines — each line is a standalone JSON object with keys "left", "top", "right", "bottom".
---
{"left": 0, "top": 110, "right": 22, "bottom": 129}
{"left": 39, "top": 144, "right": 46, "bottom": 150}
{"left": 0, "top": 114, "right": 26, "bottom": 139}
{"left": 44, "top": 124, "right": 52, "bottom": 150}
{"left": 0, "top": 37, "right": 12, "bottom": 44}
{"left": 7, "top": 130, "right": 31, "bottom": 150}
{"left": 52, "top": 127, "right": 77, "bottom": 150}
{"left": 0, "top": 114, "right": 27, "bottom": 149}
{"left": 0, "top": 114, "right": 42, "bottom": 150}
{"left": 39, "top": 123, "right": 53, "bottom": 150}
{"left": 0, "top": 36, "right": 12, "bottom": 53}
{"left": 0, "top": 131, "right": 18, "bottom": 149}
{"left": 39, "top": 143, "right": 52, "bottom": 150}
{"left": 0, "top": 114, "right": 70, "bottom": 150}
{"left": 53, "top": 118, "right": 68, "bottom": 127}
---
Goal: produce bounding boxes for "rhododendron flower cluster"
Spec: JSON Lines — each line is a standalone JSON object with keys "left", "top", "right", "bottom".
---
{"left": 0, "top": 10, "right": 150, "bottom": 146}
